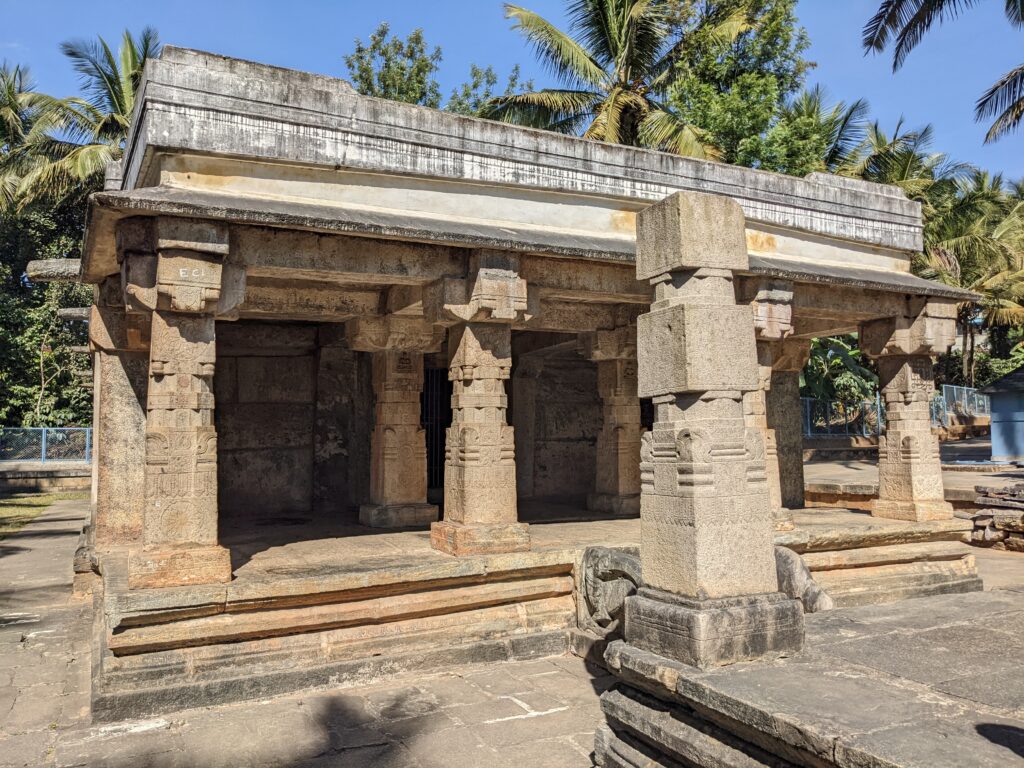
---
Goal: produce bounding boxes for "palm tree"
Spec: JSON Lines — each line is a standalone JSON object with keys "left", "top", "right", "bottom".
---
{"left": 17, "top": 27, "right": 160, "bottom": 206}
{"left": 0, "top": 64, "right": 62, "bottom": 210}
{"left": 779, "top": 85, "right": 870, "bottom": 172}
{"left": 481, "top": 0, "right": 745, "bottom": 158}
{"left": 915, "top": 171, "right": 1024, "bottom": 383}
{"left": 863, "top": 0, "right": 1024, "bottom": 142}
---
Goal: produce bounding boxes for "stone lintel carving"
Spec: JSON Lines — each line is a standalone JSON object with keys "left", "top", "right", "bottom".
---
{"left": 425, "top": 251, "right": 537, "bottom": 326}
{"left": 626, "top": 191, "right": 803, "bottom": 670}
{"left": 346, "top": 315, "right": 445, "bottom": 353}
{"left": 118, "top": 217, "right": 245, "bottom": 317}
{"left": 749, "top": 279, "right": 795, "bottom": 340}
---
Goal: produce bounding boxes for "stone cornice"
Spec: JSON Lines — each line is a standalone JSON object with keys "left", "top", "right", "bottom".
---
{"left": 118, "top": 47, "right": 923, "bottom": 254}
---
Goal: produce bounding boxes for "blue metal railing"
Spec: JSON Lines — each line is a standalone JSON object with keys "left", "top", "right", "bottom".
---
{"left": 0, "top": 427, "right": 92, "bottom": 462}
{"left": 802, "top": 386, "right": 988, "bottom": 437}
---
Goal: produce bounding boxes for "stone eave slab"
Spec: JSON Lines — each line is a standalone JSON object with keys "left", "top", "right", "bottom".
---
{"left": 81, "top": 187, "right": 975, "bottom": 302}
{"left": 117, "top": 46, "right": 924, "bottom": 254}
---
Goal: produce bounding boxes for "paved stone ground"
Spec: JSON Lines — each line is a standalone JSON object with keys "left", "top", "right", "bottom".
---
{"left": 2, "top": 498, "right": 1023, "bottom": 767}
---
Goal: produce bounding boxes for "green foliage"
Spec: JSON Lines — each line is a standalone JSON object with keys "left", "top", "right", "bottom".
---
{"left": 0, "top": 196, "right": 92, "bottom": 427}
{"left": 480, "top": 0, "right": 734, "bottom": 157}
{"left": 447, "top": 64, "right": 532, "bottom": 117}
{"left": 667, "top": 0, "right": 811, "bottom": 165}
{"left": 344, "top": 23, "right": 444, "bottom": 108}
{"left": 800, "top": 336, "right": 877, "bottom": 402}
{"left": 343, "top": 23, "right": 531, "bottom": 117}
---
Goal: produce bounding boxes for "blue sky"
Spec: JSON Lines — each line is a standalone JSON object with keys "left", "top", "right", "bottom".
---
{"left": 2, "top": 0, "right": 1021, "bottom": 176}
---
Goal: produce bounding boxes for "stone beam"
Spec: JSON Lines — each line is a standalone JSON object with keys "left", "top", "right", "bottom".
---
{"left": 27, "top": 258, "right": 82, "bottom": 283}
{"left": 237, "top": 226, "right": 466, "bottom": 285}
{"left": 237, "top": 280, "right": 381, "bottom": 322}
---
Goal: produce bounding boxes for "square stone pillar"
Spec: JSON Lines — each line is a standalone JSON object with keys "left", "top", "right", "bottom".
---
{"left": 765, "top": 339, "right": 812, "bottom": 510}
{"left": 348, "top": 316, "right": 444, "bottom": 528}
{"left": 579, "top": 326, "right": 641, "bottom": 516}
{"left": 625, "top": 192, "right": 803, "bottom": 669}
{"left": 746, "top": 280, "right": 797, "bottom": 531}
{"left": 862, "top": 301, "right": 957, "bottom": 521}
{"left": 425, "top": 251, "right": 534, "bottom": 555}
{"left": 119, "top": 217, "right": 244, "bottom": 589}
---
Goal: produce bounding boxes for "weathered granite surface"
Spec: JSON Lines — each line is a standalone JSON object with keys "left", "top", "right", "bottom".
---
{"left": 601, "top": 588, "right": 1024, "bottom": 768}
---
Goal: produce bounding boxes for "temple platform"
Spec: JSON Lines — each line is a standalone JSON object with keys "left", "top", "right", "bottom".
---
{"left": 91, "top": 504, "right": 979, "bottom": 720}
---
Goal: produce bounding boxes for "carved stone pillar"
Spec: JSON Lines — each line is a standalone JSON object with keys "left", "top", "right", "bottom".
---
{"left": 426, "top": 251, "right": 534, "bottom": 555}
{"left": 90, "top": 277, "right": 151, "bottom": 550}
{"left": 120, "top": 217, "right": 243, "bottom": 589}
{"left": 765, "top": 339, "right": 812, "bottom": 510}
{"left": 625, "top": 192, "right": 803, "bottom": 669}
{"left": 579, "top": 326, "right": 641, "bottom": 516}
{"left": 746, "top": 280, "right": 795, "bottom": 531}
{"left": 347, "top": 316, "right": 444, "bottom": 528}
{"left": 861, "top": 300, "right": 957, "bottom": 521}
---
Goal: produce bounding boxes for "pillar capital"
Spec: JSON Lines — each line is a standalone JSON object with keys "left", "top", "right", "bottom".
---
{"left": 424, "top": 250, "right": 537, "bottom": 326}
{"left": 859, "top": 298, "right": 956, "bottom": 359}
{"left": 578, "top": 324, "right": 636, "bottom": 362}
{"left": 117, "top": 216, "right": 245, "bottom": 317}
{"left": 760, "top": 338, "right": 811, "bottom": 372}
{"left": 748, "top": 279, "right": 795, "bottom": 341}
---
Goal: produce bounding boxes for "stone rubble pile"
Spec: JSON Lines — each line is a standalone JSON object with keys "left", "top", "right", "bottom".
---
{"left": 970, "top": 485, "right": 1024, "bottom": 552}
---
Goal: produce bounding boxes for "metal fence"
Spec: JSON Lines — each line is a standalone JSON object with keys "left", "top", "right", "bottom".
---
{"left": 802, "top": 385, "right": 989, "bottom": 437}
{"left": 801, "top": 396, "right": 885, "bottom": 437}
{"left": 0, "top": 428, "right": 92, "bottom": 462}
{"left": 941, "top": 384, "right": 990, "bottom": 417}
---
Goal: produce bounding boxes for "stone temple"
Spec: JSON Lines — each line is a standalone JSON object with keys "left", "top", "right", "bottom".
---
{"left": 31, "top": 47, "right": 990, "bottom": 762}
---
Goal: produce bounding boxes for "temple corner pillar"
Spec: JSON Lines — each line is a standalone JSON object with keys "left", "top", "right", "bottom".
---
{"left": 425, "top": 250, "right": 535, "bottom": 555}
{"left": 578, "top": 324, "right": 641, "bottom": 516}
{"left": 860, "top": 299, "right": 957, "bottom": 522}
{"left": 119, "top": 217, "right": 244, "bottom": 590}
{"left": 347, "top": 316, "right": 444, "bottom": 528}
{"left": 623, "top": 191, "right": 804, "bottom": 671}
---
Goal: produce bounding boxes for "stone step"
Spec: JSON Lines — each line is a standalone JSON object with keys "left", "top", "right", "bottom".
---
{"left": 814, "top": 557, "right": 983, "bottom": 608}
{"left": 802, "top": 541, "right": 967, "bottom": 571}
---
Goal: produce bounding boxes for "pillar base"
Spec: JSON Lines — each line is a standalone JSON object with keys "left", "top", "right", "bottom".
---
{"left": 587, "top": 492, "right": 640, "bottom": 517}
{"left": 430, "top": 521, "right": 530, "bottom": 556}
{"left": 773, "top": 507, "right": 795, "bottom": 532}
{"left": 624, "top": 587, "right": 804, "bottom": 670}
{"left": 359, "top": 503, "right": 438, "bottom": 529}
{"left": 872, "top": 499, "right": 955, "bottom": 522}
{"left": 127, "top": 545, "right": 232, "bottom": 590}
